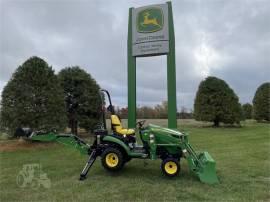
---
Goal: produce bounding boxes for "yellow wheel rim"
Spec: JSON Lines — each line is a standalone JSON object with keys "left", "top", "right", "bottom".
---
{"left": 105, "top": 153, "right": 119, "bottom": 167}
{"left": 164, "top": 161, "right": 178, "bottom": 175}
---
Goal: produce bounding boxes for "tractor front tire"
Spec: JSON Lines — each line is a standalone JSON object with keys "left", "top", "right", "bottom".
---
{"left": 161, "top": 158, "right": 180, "bottom": 177}
{"left": 101, "top": 147, "right": 124, "bottom": 172}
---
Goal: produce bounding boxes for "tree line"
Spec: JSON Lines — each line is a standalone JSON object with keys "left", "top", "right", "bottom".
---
{"left": 0, "top": 56, "right": 102, "bottom": 136}
{"left": 110, "top": 78, "right": 269, "bottom": 126}
{"left": 0, "top": 56, "right": 269, "bottom": 136}
{"left": 194, "top": 77, "right": 269, "bottom": 126}
{"left": 112, "top": 77, "right": 269, "bottom": 127}
{"left": 112, "top": 103, "right": 193, "bottom": 119}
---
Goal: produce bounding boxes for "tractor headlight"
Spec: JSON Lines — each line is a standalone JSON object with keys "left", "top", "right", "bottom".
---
{"left": 149, "top": 134, "right": 155, "bottom": 144}
{"left": 182, "top": 149, "right": 188, "bottom": 157}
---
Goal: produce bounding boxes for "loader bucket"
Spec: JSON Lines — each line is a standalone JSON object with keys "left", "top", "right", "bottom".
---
{"left": 196, "top": 152, "right": 219, "bottom": 184}
{"left": 184, "top": 140, "right": 219, "bottom": 184}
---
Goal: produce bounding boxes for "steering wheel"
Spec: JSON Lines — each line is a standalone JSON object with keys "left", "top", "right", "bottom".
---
{"left": 136, "top": 120, "right": 146, "bottom": 129}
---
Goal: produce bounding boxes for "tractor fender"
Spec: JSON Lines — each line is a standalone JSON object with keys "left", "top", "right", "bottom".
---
{"left": 102, "top": 135, "right": 131, "bottom": 155}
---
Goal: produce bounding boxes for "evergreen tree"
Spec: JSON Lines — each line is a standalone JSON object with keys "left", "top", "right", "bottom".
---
{"left": 194, "top": 76, "right": 242, "bottom": 127}
{"left": 0, "top": 56, "right": 66, "bottom": 135}
{"left": 58, "top": 67, "right": 102, "bottom": 134}
{"left": 253, "top": 82, "right": 270, "bottom": 121}
{"left": 242, "top": 103, "right": 253, "bottom": 119}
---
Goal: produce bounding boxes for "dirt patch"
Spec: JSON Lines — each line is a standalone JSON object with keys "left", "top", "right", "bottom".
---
{"left": 0, "top": 139, "right": 57, "bottom": 152}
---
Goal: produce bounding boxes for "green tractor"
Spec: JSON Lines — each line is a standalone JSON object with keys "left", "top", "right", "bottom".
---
{"left": 24, "top": 89, "right": 218, "bottom": 184}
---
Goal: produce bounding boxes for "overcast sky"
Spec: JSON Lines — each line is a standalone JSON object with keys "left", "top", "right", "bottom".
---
{"left": 0, "top": 0, "right": 269, "bottom": 110}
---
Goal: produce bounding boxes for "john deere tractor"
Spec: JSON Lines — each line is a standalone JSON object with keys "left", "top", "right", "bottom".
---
{"left": 23, "top": 89, "right": 218, "bottom": 184}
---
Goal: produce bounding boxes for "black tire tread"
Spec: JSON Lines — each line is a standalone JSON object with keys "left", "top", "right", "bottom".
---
{"left": 101, "top": 147, "right": 124, "bottom": 172}
{"left": 161, "top": 157, "right": 180, "bottom": 177}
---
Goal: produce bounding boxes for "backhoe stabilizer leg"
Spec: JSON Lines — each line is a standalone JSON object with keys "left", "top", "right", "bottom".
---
{"left": 79, "top": 149, "right": 97, "bottom": 181}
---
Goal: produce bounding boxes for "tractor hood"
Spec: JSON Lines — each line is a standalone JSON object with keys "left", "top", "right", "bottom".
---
{"left": 146, "top": 124, "right": 184, "bottom": 137}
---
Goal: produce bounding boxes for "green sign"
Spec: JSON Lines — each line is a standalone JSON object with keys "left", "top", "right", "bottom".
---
{"left": 128, "top": 2, "right": 177, "bottom": 129}
{"left": 132, "top": 4, "right": 169, "bottom": 57}
{"left": 136, "top": 8, "right": 164, "bottom": 33}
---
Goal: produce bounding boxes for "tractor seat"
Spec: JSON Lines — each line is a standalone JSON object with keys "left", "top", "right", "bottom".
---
{"left": 111, "top": 115, "right": 135, "bottom": 136}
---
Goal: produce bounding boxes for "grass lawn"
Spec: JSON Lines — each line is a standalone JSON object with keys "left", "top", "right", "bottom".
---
{"left": 0, "top": 120, "right": 269, "bottom": 201}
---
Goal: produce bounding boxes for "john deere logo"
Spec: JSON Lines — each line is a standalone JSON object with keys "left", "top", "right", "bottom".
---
{"left": 137, "top": 8, "right": 163, "bottom": 33}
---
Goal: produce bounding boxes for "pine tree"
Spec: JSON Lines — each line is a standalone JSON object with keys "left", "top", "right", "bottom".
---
{"left": 0, "top": 56, "right": 66, "bottom": 135}
{"left": 58, "top": 67, "right": 102, "bottom": 134}
{"left": 194, "top": 76, "right": 242, "bottom": 126}
{"left": 253, "top": 82, "right": 270, "bottom": 121}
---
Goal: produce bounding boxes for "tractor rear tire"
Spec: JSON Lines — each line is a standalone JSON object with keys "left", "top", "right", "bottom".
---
{"left": 161, "top": 158, "right": 180, "bottom": 177}
{"left": 101, "top": 147, "right": 124, "bottom": 172}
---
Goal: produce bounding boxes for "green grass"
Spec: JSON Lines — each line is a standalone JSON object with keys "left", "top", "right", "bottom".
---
{"left": 0, "top": 120, "right": 269, "bottom": 202}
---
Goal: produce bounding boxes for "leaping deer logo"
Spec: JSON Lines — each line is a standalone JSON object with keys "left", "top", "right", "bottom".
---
{"left": 140, "top": 11, "right": 161, "bottom": 28}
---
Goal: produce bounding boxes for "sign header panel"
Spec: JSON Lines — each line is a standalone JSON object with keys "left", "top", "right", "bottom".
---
{"left": 132, "top": 4, "right": 169, "bottom": 57}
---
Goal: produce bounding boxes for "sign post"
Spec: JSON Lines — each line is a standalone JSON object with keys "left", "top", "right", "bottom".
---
{"left": 128, "top": 2, "right": 177, "bottom": 129}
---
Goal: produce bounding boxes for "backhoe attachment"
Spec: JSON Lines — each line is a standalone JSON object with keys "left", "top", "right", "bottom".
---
{"left": 30, "top": 132, "right": 90, "bottom": 155}
{"left": 27, "top": 130, "right": 99, "bottom": 180}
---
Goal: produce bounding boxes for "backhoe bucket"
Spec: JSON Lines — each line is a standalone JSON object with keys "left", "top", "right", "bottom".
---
{"left": 195, "top": 152, "right": 219, "bottom": 184}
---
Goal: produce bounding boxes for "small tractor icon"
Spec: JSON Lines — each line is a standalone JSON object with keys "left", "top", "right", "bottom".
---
{"left": 16, "top": 164, "right": 51, "bottom": 189}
